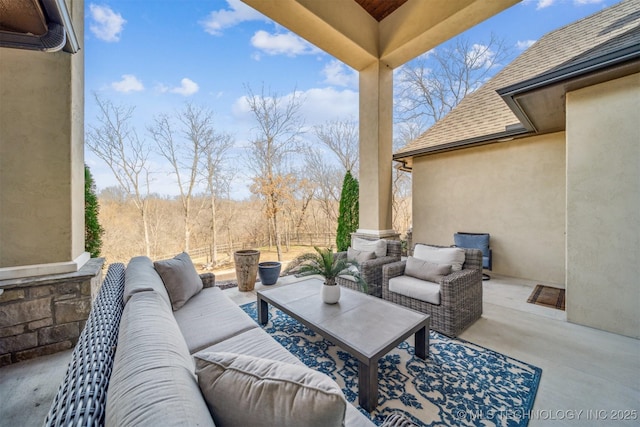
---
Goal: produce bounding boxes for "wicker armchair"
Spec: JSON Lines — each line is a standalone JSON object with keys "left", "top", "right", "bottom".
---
{"left": 382, "top": 243, "right": 483, "bottom": 337}
{"left": 336, "top": 239, "right": 402, "bottom": 297}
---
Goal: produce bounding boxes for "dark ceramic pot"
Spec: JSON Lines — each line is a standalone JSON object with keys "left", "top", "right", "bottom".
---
{"left": 258, "top": 261, "right": 281, "bottom": 286}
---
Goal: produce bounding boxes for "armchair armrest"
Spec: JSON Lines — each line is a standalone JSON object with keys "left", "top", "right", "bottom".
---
{"left": 200, "top": 272, "right": 216, "bottom": 288}
{"left": 438, "top": 267, "right": 482, "bottom": 305}
{"left": 381, "top": 260, "right": 407, "bottom": 293}
{"left": 359, "top": 255, "right": 400, "bottom": 283}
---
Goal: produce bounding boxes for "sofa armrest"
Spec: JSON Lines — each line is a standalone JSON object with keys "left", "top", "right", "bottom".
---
{"left": 200, "top": 272, "right": 216, "bottom": 288}
{"left": 44, "top": 263, "right": 126, "bottom": 427}
{"left": 381, "top": 413, "right": 418, "bottom": 427}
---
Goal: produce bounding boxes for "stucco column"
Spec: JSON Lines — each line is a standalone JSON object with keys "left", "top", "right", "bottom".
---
{"left": 357, "top": 60, "right": 397, "bottom": 240}
{"left": 0, "top": 0, "right": 87, "bottom": 280}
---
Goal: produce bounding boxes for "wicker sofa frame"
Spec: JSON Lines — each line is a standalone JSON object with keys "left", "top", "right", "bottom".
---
{"left": 382, "top": 244, "right": 483, "bottom": 337}
{"left": 336, "top": 239, "right": 402, "bottom": 297}
{"left": 43, "top": 263, "right": 215, "bottom": 427}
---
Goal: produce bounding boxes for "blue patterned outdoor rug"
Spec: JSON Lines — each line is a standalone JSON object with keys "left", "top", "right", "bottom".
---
{"left": 241, "top": 302, "right": 541, "bottom": 427}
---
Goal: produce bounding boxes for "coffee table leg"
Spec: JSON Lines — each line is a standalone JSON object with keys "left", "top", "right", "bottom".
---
{"left": 415, "top": 325, "right": 429, "bottom": 359}
{"left": 258, "top": 297, "right": 268, "bottom": 325}
{"left": 358, "top": 360, "right": 378, "bottom": 412}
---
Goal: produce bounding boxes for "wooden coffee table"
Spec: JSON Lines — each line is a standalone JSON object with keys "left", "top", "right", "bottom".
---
{"left": 257, "top": 278, "right": 430, "bottom": 412}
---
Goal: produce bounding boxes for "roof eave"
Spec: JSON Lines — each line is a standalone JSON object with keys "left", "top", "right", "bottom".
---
{"left": 393, "top": 126, "right": 532, "bottom": 171}
{"left": 497, "top": 44, "right": 640, "bottom": 134}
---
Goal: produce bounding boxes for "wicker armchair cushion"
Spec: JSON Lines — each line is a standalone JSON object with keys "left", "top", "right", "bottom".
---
{"left": 347, "top": 247, "right": 376, "bottom": 263}
{"left": 353, "top": 237, "right": 387, "bottom": 257}
{"left": 154, "top": 252, "right": 203, "bottom": 311}
{"left": 405, "top": 256, "right": 452, "bottom": 282}
{"left": 413, "top": 245, "right": 465, "bottom": 271}
{"left": 388, "top": 275, "right": 440, "bottom": 305}
{"left": 195, "top": 352, "right": 347, "bottom": 427}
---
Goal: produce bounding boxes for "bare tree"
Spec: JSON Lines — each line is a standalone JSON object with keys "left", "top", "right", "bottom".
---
{"left": 303, "top": 147, "right": 342, "bottom": 232}
{"left": 244, "top": 85, "right": 305, "bottom": 261}
{"left": 86, "top": 94, "right": 154, "bottom": 257}
{"left": 201, "top": 132, "right": 234, "bottom": 267}
{"left": 313, "top": 118, "right": 359, "bottom": 176}
{"left": 149, "top": 103, "right": 217, "bottom": 252}
{"left": 396, "top": 33, "right": 512, "bottom": 131}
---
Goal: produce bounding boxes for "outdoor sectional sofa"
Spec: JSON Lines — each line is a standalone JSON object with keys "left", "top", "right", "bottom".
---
{"left": 44, "top": 255, "right": 415, "bottom": 427}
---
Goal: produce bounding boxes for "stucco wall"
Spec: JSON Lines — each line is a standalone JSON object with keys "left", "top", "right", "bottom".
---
{"left": 412, "top": 133, "right": 566, "bottom": 285}
{"left": 566, "top": 73, "right": 640, "bottom": 339}
{"left": 0, "top": 0, "right": 85, "bottom": 274}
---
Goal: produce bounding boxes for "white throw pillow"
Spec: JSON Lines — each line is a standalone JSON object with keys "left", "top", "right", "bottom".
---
{"left": 353, "top": 238, "right": 387, "bottom": 257}
{"left": 413, "top": 245, "right": 466, "bottom": 271}
{"left": 195, "top": 352, "right": 347, "bottom": 427}
{"left": 404, "top": 256, "right": 452, "bottom": 282}
{"left": 347, "top": 247, "right": 376, "bottom": 264}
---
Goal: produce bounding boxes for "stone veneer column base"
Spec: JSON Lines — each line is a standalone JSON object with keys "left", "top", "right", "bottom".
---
{"left": 0, "top": 258, "right": 105, "bottom": 367}
{"left": 351, "top": 230, "right": 400, "bottom": 242}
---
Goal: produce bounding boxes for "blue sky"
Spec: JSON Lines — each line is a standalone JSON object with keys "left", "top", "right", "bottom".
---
{"left": 84, "top": 0, "right": 619, "bottom": 198}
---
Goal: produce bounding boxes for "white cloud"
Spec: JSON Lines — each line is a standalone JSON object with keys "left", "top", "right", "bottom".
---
{"left": 525, "top": 0, "right": 604, "bottom": 10}
{"left": 322, "top": 60, "right": 358, "bottom": 88}
{"left": 89, "top": 4, "right": 126, "bottom": 42}
{"left": 467, "top": 43, "right": 496, "bottom": 69}
{"left": 516, "top": 39, "right": 537, "bottom": 50}
{"left": 232, "top": 87, "right": 358, "bottom": 128}
{"left": 251, "top": 30, "right": 320, "bottom": 57}
{"left": 167, "top": 78, "right": 200, "bottom": 96}
{"left": 201, "top": 0, "right": 266, "bottom": 36}
{"left": 111, "top": 74, "right": 144, "bottom": 93}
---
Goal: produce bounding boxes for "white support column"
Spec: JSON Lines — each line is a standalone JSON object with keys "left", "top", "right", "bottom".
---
{"left": 357, "top": 60, "right": 398, "bottom": 240}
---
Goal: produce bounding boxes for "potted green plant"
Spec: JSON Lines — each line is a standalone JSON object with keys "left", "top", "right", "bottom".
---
{"left": 285, "top": 247, "right": 367, "bottom": 304}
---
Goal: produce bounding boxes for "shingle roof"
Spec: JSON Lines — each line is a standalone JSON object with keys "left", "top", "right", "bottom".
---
{"left": 395, "top": 0, "right": 640, "bottom": 159}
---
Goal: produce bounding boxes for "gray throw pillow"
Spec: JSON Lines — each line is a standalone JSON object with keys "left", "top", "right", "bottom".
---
{"left": 154, "top": 252, "right": 203, "bottom": 311}
{"left": 404, "top": 256, "right": 452, "bottom": 283}
{"left": 347, "top": 247, "right": 376, "bottom": 264}
{"left": 195, "top": 352, "right": 347, "bottom": 427}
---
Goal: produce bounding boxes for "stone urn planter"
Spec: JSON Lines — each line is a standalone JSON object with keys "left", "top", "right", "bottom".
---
{"left": 234, "top": 249, "right": 260, "bottom": 292}
{"left": 258, "top": 261, "right": 281, "bottom": 286}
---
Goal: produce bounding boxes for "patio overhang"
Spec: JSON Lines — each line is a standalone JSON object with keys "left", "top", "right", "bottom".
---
{"left": 242, "top": 0, "right": 520, "bottom": 70}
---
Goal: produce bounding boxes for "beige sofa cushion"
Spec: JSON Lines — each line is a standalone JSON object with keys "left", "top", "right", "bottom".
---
{"left": 106, "top": 291, "right": 214, "bottom": 427}
{"left": 195, "top": 352, "right": 347, "bottom": 427}
{"left": 405, "top": 256, "right": 452, "bottom": 283}
{"left": 196, "top": 327, "right": 301, "bottom": 365}
{"left": 123, "top": 256, "right": 171, "bottom": 308}
{"left": 173, "top": 286, "right": 258, "bottom": 354}
{"left": 353, "top": 237, "right": 387, "bottom": 257}
{"left": 413, "top": 245, "right": 466, "bottom": 271}
{"left": 154, "top": 252, "right": 203, "bottom": 311}
{"left": 389, "top": 275, "right": 441, "bottom": 305}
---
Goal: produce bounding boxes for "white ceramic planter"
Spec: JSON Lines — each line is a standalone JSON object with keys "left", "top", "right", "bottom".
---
{"left": 321, "top": 284, "right": 341, "bottom": 304}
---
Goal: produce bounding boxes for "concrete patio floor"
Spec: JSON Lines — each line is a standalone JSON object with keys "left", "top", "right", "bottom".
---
{"left": 1, "top": 274, "right": 638, "bottom": 426}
